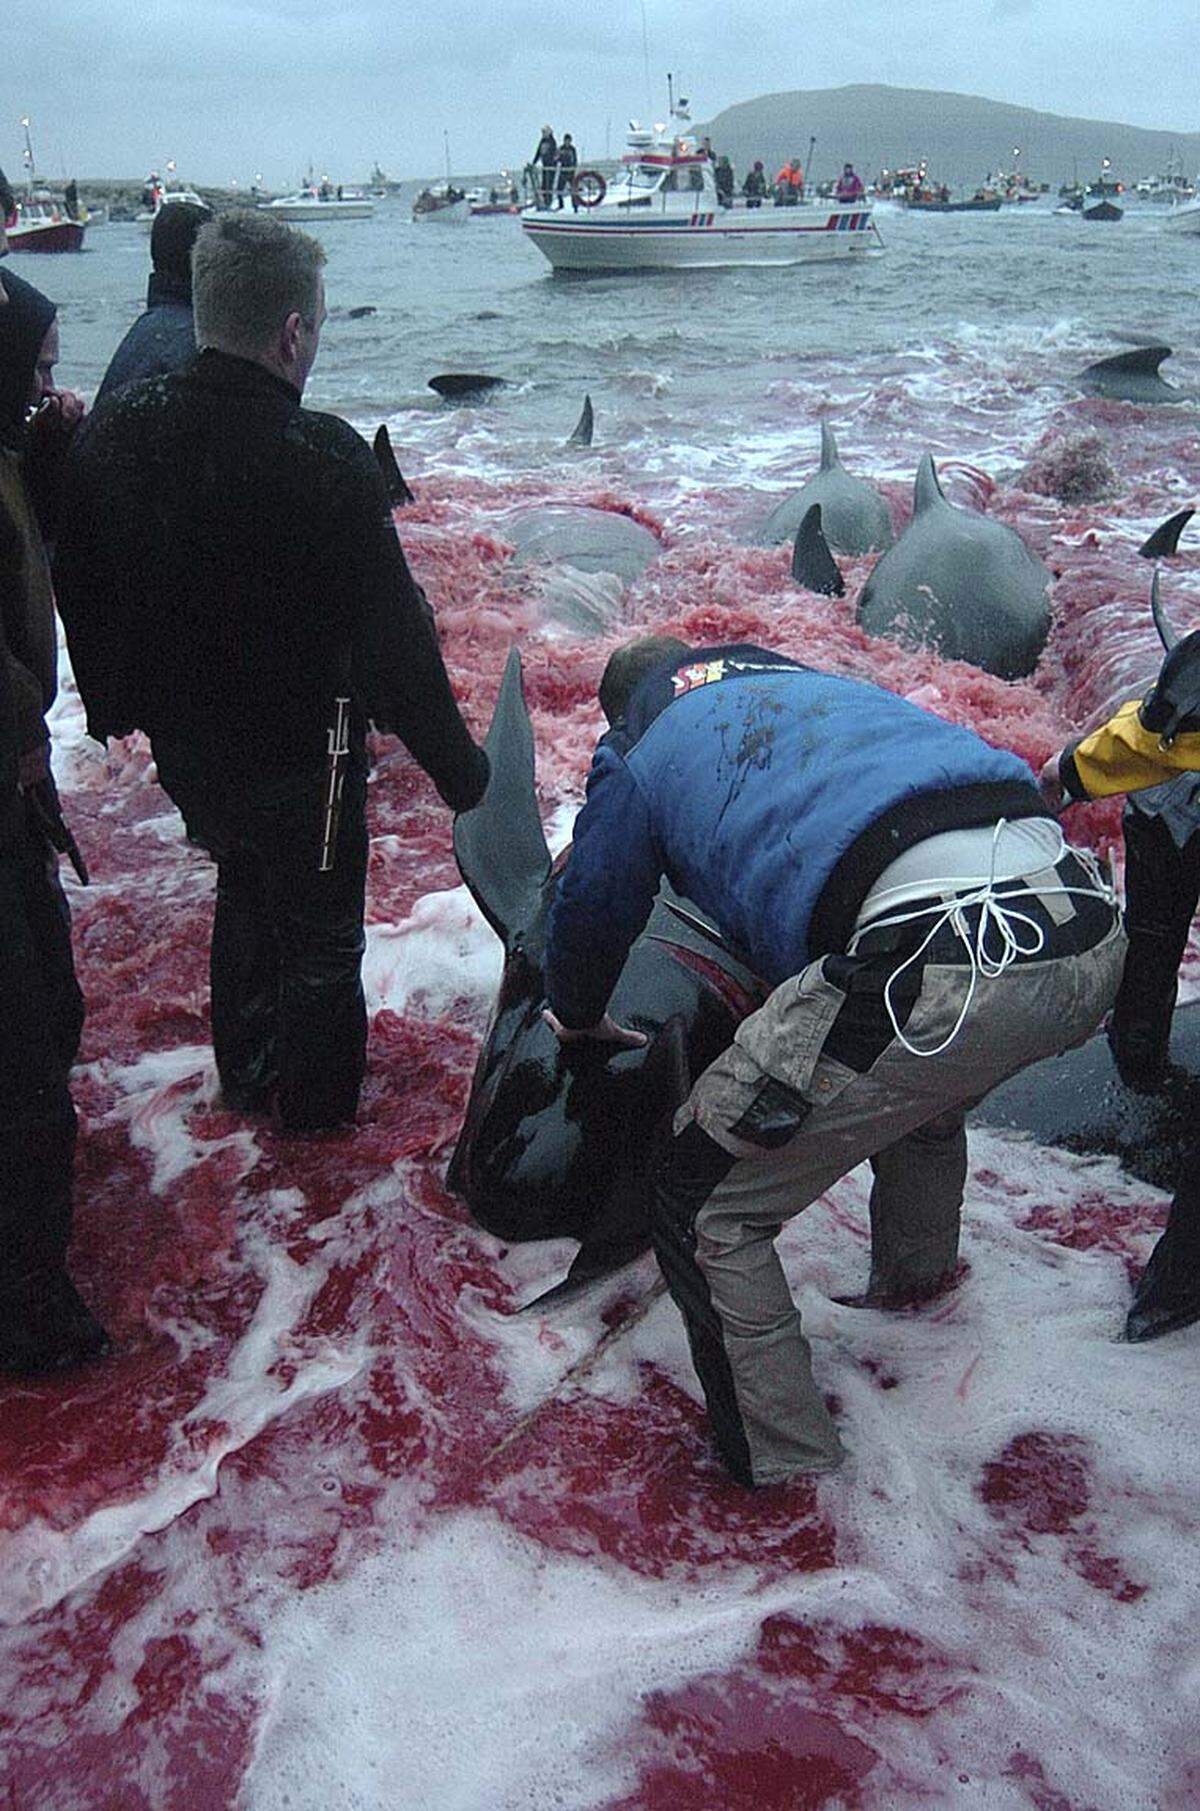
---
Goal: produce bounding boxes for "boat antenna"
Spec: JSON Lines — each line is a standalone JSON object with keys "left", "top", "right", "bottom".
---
{"left": 807, "top": 133, "right": 816, "bottom": 187}
{"left": 639, "top": 0, "right": 652, "bottom": 117}
{"left": 667, "top": 72, "right": 673, "bottom": 117}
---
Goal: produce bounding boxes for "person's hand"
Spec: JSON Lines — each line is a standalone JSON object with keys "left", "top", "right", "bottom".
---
{"left": 1038, "top": 752, "right": 1066, "bottom": 813}
{"left": 541, "top": 1008, "right": 648, "bottom": 1049}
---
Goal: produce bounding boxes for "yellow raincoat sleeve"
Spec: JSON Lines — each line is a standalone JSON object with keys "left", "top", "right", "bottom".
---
{"left": 1062, "top": 699, "right": 1200, "bottom": 800}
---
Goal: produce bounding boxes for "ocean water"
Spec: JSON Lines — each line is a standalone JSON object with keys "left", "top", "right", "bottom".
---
{"left": 3, "top": 204, "right": 1200, "bottom": 1809}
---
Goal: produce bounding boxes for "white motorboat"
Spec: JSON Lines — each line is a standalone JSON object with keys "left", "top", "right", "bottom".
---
{"left": 135, "top": 175, "right": 208, "bottom": 228}
{"left": 258, "top": 184, "right": 374, "bottom": 221}
{"left": 1164, "top": 193, "right": 1200, "bottom": 235}
{"left": 521, "top": 106, "right": 878, "bottom": 273}
{"left": 412, "top": 187, "right": 469, "bottom": 223}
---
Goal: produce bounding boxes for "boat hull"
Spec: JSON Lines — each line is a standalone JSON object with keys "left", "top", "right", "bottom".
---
{"left": 521, "top": 206, "right": 876, "bottom": 271}
{"left": 1164, "top": 201, "right": 1200, "bottom": 235}
{"left": 413, "top": 200, "right": 470, "bottom": 224}
{"left": 5, "top": 218, "right": 85, "bottom": 253}
{"left": 258, "top": 200, "right": 374, "bottom": 220}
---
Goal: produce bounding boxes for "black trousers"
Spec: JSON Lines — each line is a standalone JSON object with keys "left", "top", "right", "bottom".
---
{"left": 0, "top": 844, "right": 78, "bottom": 1294}
{"left": 1109, "top": 807, "right": 1200, "bottom": 1087}
{"left": 155, "top": 743, "right": 369, "bottom": 1132}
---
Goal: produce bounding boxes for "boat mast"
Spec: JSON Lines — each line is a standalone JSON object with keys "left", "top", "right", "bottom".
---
{"left": 20, "top": 115, "right": 35, "bottom": 198}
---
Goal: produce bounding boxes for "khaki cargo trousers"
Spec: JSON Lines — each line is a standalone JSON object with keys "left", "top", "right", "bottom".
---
{"left": 653, "top": 872, "right": 1125, "bottom": 1487}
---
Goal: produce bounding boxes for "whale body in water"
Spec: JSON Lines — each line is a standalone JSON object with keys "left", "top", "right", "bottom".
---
{"left": 758, "top": 421, "right": 895, "bottom": 555}
{"left": 855, "top": 455, "right": 1053, "bottom": 679}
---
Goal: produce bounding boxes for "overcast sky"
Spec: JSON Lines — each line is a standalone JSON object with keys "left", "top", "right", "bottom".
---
{"left": 5, "top": 0, "right": 1197, "bottom": 188}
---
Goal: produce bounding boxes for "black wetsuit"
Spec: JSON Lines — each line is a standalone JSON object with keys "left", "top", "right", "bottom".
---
{"left": 56, "top": 349, "right": 488, "bottom": 1129}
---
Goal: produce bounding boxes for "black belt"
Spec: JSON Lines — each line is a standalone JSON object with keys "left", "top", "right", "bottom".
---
{"left": 852, "top": 850, "right": 1118, "bottom": 967}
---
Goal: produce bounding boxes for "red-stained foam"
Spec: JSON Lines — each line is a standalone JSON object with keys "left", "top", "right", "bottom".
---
{"left": 5, "top": 432, "right": 1200, "bottom": 1809}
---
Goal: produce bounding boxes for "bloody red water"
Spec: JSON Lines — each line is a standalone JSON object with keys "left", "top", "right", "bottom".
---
{"left": 4, "top": 435, "right": 1200, "bottom": 1808}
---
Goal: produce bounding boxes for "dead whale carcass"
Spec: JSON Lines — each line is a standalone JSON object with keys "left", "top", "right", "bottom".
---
{"left": 854, "top": 455, "right": 1052, "bottom": 679}
{"left": 446, "top": 649, "right": 763, "bottom": 1299}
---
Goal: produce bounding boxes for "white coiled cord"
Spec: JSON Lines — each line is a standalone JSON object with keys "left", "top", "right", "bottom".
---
{"left": 846, "top": 821, "right": 1118, "bottom": 1059}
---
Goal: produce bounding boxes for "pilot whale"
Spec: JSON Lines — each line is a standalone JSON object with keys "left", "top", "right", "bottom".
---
{"left": 758, "top": 421, "right": 894, "bottom": 555}
{"left": 854, "top": 455, "right": 1052, "bottom": 679}
{"left": 975, "top": 1005, "right": 1200, "bottom": 1341}
{"left": 446, "top": 649, "right": 762, "bottom": 1298}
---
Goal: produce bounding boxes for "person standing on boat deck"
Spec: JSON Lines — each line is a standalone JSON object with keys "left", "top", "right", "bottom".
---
{"left": 0, "top": 268, "right": 107, "bottom": 1376}
{"left": 54, "top": 213, "right": 489, "bottom": 1135}
{"left": 774, "top": 157, "right": 804, "bottom": 205}
{"left": 835, "top": 163, "right": 865, "bottom": 203}
{"left": 532, "top": 126, "right": 557, "bottom": 210}
{"left": 714, "top": 157, "right": 734, "bottom": 208}
{"left": 742, "top": 161, "right": 767, "bottom": 208}
{"left": 94, "top": 200, "right": 212, "bottom": 408}
{"left": 555, "top": 134, "right": 578, "bottom": 210}
{"left": 541, "top": 638, "right": 1124, "bottom": 1487}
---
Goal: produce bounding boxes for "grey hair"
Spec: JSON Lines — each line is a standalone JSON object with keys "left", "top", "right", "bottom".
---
{"left": 192, "top": 210, "right": 326, "bottom": 357}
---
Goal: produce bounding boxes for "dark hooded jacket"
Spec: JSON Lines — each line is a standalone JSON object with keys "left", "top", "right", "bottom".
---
{"left": 0, "top": 270, "right": 60, "bottom": 761}
{"left": 54, "top": 349, "right": 488, "bottom": 806}
{"left": 94, "top": 202, "right": 211, "bottom": 407}
{"left": 94, "top": 270, "right": 198, "bottom": 407}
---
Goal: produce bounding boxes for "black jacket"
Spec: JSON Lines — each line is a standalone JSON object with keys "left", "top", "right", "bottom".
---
{"left": 54, "top": 350, "right": 488, "bottom": 809}
{"left": 93, "top": 271, "right": 199, "bottom": 408}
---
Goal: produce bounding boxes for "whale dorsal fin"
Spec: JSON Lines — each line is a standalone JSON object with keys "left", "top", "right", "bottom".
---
{"left": 1139, "top": 506, "right": 1194, "bottom": 560}
{"left": 791, "top": 504, "right": 845, "bottom": 596}
{"left": 1085, "top": 346, "right": 1171, "bottom": 379}
{"left": 913, "top": 454, "right": 947, "bottom": 516}
{"left": 373, "top": 425, "right": 415, "bottom": 507}
{"left": 567, "top": 394, "right": 594, "bottom": 447}
{"left": 819, "top": 420, "right": 840, "bottom": 471}
{"left": 453, "top": 648, "right": 552, "bottom": 942}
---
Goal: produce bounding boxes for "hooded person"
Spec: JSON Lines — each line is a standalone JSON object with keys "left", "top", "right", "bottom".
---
{"left": 0, "top": 270, "right": 106, "bottom": 1375}
{"left": 94, "top": 199, "right": 213, "bottom": 407}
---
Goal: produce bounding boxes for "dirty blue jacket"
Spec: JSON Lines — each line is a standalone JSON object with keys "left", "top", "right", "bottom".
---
{"left": 544, "top": 645, "right": 1041, "bottom": 1027}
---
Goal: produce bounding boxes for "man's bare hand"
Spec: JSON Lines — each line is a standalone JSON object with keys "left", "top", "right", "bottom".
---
{"left": 1038, "top": 753, "right": 1066, "bottom": 814}
{"left": 541, "top": 1008, "right": 648, "bottom": 1049}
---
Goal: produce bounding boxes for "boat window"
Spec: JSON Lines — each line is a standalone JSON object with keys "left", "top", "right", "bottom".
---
{"left": 618, "top": 163, "right": 665, "bottom": 192}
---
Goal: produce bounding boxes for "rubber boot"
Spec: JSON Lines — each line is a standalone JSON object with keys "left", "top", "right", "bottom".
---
{"left": 0, "top": 1268, "right": 111, "bottom": 1375}
{"left": 1126, "top": 1172, "right": 1200, "bottom": 1342}
{"left": 650, "top": 1122, "right": 756, "bottom": 1485}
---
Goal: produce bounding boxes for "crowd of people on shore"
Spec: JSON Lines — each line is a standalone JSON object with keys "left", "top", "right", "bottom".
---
{"left": 0, "top": 199, "right": 1197, "bottom": 1489}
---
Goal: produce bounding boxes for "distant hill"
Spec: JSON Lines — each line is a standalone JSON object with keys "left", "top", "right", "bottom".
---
{"left": 696, "top": 85, "right": 1200, "bottom": 191}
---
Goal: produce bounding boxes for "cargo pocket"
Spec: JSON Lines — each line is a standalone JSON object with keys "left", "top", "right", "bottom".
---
{"left": 681, "top": 957, "right": 859, "bottom": 1154}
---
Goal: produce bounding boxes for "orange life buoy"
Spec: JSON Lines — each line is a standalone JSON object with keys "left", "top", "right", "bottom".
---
{"left": 573, "top": 169, "right": 606, "bottom": 209}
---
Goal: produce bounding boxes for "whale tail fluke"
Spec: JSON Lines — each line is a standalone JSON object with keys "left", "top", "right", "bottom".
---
{"left": 453, "top": 648, "right": 552, "bottom": 943}
{"left": 373, "top": 425, "right": 416, "bottom": 507}
{"left": 818, "top": 419, "right": 839, "bottom": 471}
{"left": 1078, "top": 346, "right": 1181, "bottom": 401}
{"left": 791, "top": 504, "right": 845, "bottom": 596}
{"left": 1140, "top": 506, "right": 1195, "bottom": 561}
{"left": 567, "top": 394, "right": 594, "bottom": 446}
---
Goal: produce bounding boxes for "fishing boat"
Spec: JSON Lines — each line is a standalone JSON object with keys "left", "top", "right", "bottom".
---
{"left": 1163, "top": 194, "right": 1200, "bottom": 235}
{"left": 4, "top": 118, "right": 85, "bottom": 252}
{"left": 521, "top": 101, "right": 877, "bottom": 273}
{"left": 412, "top": 187, "right": 469, "bottom": 223}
